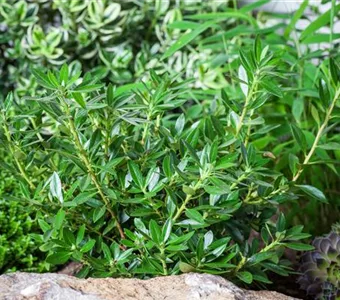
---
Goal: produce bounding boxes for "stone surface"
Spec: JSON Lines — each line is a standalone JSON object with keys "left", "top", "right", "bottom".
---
{"left": 0, "top": 272, "right": 299, "bottom": 300}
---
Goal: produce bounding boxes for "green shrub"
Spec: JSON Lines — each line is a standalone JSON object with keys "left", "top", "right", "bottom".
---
{"left": 2, "top": 36, "right": 339, "bottom": 282}
{"left": 1, "top": 0, "right": 340, "bottom": 289}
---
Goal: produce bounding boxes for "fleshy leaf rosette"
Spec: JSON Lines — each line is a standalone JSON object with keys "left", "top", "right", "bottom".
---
{"left": 298, "top": 226, "right": 340, "bottom": 299}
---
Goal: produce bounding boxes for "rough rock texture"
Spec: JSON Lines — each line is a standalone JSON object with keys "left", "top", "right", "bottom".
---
{"left": 0, "top": 272, "right": 299, "bottom": 300}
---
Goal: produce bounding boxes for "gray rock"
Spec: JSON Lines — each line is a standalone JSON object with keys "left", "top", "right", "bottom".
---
{"left": 0, "top": 272, "right": 299, "bottom": 300}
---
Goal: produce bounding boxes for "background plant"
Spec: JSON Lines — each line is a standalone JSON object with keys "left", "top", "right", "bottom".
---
{"left": 0, "top": 149, "right": 46, "bottom": 273}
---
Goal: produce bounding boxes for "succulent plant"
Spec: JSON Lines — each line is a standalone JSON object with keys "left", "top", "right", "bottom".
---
{"left": 298, "top": 225, "right": 340, "bottom": 299}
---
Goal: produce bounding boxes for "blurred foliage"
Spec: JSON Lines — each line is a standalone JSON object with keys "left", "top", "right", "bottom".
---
{"left": 0, "top": 151, "right": 47, "bottom": 273}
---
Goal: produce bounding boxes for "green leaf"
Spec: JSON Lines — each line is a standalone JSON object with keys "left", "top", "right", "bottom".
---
{"left": 175, "top": 114, "right": 185, "bottom": 135}
{"left": 187, "top": 12, "right": 257, "bottom": 27}
{"left": 284, "top": 0, "right": 308, "bottom": 38}
{"left": 237, "top": 271, "right": 253, "bottom": 284}
{"left": 249, "top": 252, "right": 276, "bottom": 264}
{"left": 185, "top": 209, "right": 204, "bottom": 223}
{"left": 161, "top": 219, "right": 173, "bottom": 243}
{"left": 38, "top": 219, "right": 51, "bottom": 233}
{"left": 318, "top": 142, "right": 340, "bottom": 150}
{"left": 284, "top": 243, "right": 314, "bottom": 251}
{"left": 311, "top": 105, "right": 320, "bottom": 127}
{"left": 146, "top": 167, "right": 160, "bottom": 192}
{"left": 73, "top": 84, "right": 103, "bottom": 93}
{"left": 106, "top": 83, "right": 114, "bottom": 106}
{"left": 77, "top": 266, "right": 90, "bottom": 278}
{"left": 128, "top": 161, "right": 144, "bottom": 189}
{"left": 329, "top": 58, "right": 339, "bottom": 84}
{"left": 80, "top": 239, "right": 96, "bottom": 253}
{"left": 63, "top": 228, "right": 76, "bottom": 246}
{"left": 93, "top": 206, "right": 106, "bottom": 223}
{"left": 261, "top": 81, "right": 283, "bottom": 98}
{"left": 276, "top": 213, "right": 286, "bottom": 232}
{"left": 254, "top": 35, "right": 262, "bottom": 63}
{"left": 166, "top": 244, "right": 188, "bottom": 251}
{"left": 288, "top": 154, "right": 299, "bottom": 177}
{"left": 168, "top": 231, "right": 195, "bottom": 245}
{"left": 302, "top": 33, "right": 340, "bottom": 44}
{"left": 181, "top": 139, "right": 202, "bottom": 167}
{"left": 76, "top": 225, "right": 86, "bottom": 246}
{"left": 162, "top": 156, "right": 172, "bottom": 179}
{"left": 167, "top": 21, "right": 199, "bottom": 30}
{"left": 162, "top": 21, "right": 214, "bottom": 60}
{"left": 290, "top": 124, "right": 307, "bottom": 153}
{"left": 60, "top": 64, "right": 69, "bottom": 84}
{"left": 149, "top": 220, "right": 161, "bottom": 244}
{"left": 183, "top": 185, "right": 195, "bottom": 195}
{"left": 204, "top": 231, "right": 213, "bottom": 249}
{"left": 239, "top": 0, "right": 270, "bottom": 13}
{"left": 46, "top": 252, "right": 71, "bottom": 265}
{"left": 318, "top": 79, "right": 329, "bottom": 107}
{"left": 32, "top": 68, "right": 56, "bottom": 89}
{"left": 47, "top": 71, "right": 59, "bottom": 87}
{"left": 49, "top": 172, "right": 63, "bottom": 204}
{"left": 72, "top": 192, "right": 97, "bottom": 206}
{"left": 101, "top": 242, "right": 112, "bottom": 260}
{"left": 221, "top": 89, "right": 233, "bottom": 111}
{"left": 72, "top": 92, "right": 86, "bottom": 108}
{"left": 179, "top": 262, "right": 196, "bottom": 273}
{"left": 204, "top": 178, "right": 230, "bottom": 195}
{"left": 296, "top": 185, "right": 328, "bottom": 203}
{"left": 54, "top": 209, "right": 65, "bottom": 230}
{"left": 252, "top": 274, "right": 272, "bottom": 284}
{"left": 4, "top": 92, "right": 13, "bottom": 111}
{"left": 238, "top": 65, "right": 249, "bottom": 96}
{"left": 300, "top": 4, "right": 340, "bottom": 40}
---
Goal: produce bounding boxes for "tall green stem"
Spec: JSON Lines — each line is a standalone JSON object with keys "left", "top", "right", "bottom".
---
{"left": 236, "top": 79, "right": 257, "bottom": 136}
{"left": 62, "top": 101, "right": 125, "bottom": 239}
{"left": 172, "top": 180, "right": 202, "bottom": 222}
{"left": 292, "top": 88, "right": 340, "bottom": 182}
{"left": 160, "top": 248, "right": 168, "bottom": 275}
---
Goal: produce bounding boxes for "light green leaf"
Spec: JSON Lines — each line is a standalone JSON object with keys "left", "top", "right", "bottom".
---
{"left": 72, "top": 92, "right": 86, "bottom": 108}
{"left": 80, "top": 239, "right": 96, "bottom": 253}
{"left": 54, "top": 209, "right": 65, "bottom": 230}
{"left": 318, "top": 142, "right": 340, "bottom": 150}
{"left": 49, "top": 172, "right": 63, "bottom": 204}
{"left": 300, "top": 4, "right": 340, "bottom": 40}
{"left": 73, "top": 84, "right": 103, "bottom": 93}
{"left": 162, "top": 21, "right": 214, "bottom": 60}
{"left": 284, "top": 0, "right": 308, "bottom": 38}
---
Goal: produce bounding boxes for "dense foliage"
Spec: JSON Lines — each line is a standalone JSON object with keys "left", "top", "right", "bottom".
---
{"left": 0, "top": 0, "right": 340, "bottom": 294}
{"left": 0, "top": 156, "right": 46, "bottom": 273}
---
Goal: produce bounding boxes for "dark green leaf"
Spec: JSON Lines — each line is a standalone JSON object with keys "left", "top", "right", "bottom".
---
{"left": 46, "top": 252, "right": 71, "bottom": 265}
{"left": 296, "top": 185, "right": 328, "bottom": 203}
{"left": 237, "top": 271, "right": 253, "bottom": 284}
